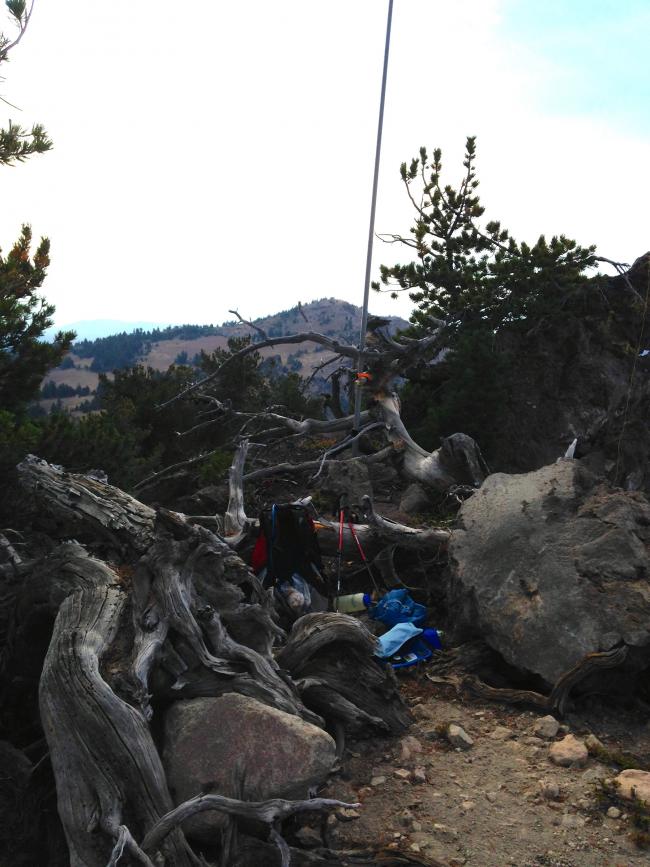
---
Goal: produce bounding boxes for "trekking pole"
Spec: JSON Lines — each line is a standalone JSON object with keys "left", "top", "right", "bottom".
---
{"left": 335, "top": 506, "right": 345, "bottom": 611}
{"left": 348, "top": 517, "right": 381, "bottom": 595}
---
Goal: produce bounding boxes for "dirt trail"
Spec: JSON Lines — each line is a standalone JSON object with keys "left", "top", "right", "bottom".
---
{"left": 321, "top": 677, "right": 650, "bottom": 867}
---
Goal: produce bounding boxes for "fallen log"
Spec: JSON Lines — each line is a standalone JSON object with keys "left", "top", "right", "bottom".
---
{"left": 38, "top": 545, "right": 193, "bottom": 867}
{"left": 10, "top": 457, "right": 414, "bottom": 865}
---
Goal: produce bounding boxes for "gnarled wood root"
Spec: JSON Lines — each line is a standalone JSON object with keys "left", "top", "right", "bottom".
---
{"left": 462, "top": 645, "right": 629, "bottom": 716}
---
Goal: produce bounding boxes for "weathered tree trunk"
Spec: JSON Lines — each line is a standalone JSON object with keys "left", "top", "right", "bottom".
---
{"left": 39, "top": 545, "right": 193, "bottom": 867}
{"left": 12, "top": 456, "right": 411, "bottom": 865}
{"left": 375, "top": 393, "right": 489, "bottom": 490}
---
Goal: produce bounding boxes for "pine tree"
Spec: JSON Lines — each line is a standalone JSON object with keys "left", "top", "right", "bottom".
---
{"left": 0, "top": 225, "right": 74, "bottom": 410}
{"left": 376, "top": 137, "right": 597, "bottom": 336}
{"left": 1, "top": 1, "right": 52, "bottom": 165}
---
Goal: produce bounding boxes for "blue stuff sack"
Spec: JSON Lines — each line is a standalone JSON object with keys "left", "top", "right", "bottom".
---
{"left": 374, "top": 622, "right": 423, "bottom": 659}
{"left": 369, "top": 588, "right": 427, "bottom": 628}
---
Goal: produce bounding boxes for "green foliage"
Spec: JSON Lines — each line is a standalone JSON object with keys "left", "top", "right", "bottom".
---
{"left": 267, "top": 371, "right": 323, "bottom": 417}
{"left": 38, "top": 411, "right": 157, "bottom": 489}
{"left": 0, "top": 225, "right": 74, "bottom": 411}
{"left": 1, "top": 1, "right": 52, "bottom": 166}
{"left": 0, "top": 119, "right": 51, "bottom": 165}
{"left": 197, "top": 449, "right": 233, "bottom": 486}
{"left": 97, "top": 364, "right": 197, "bottom": 472}
{"left": 401, "top": 330, "right": 511, "bottom": 457}
{"left": 0, "top": 407, "right": 39, "bottom": 471}
{"left": 74, "top": 324, "right": 224, "bottom": 372}
{"left": 378, "top": 137, "right": 597, "bottom": 334}
{"left": 200, "top": 336, "right": 270, "bottom": 411}
{"left": 380, "top": 138, "right": 599, "bottom": 461}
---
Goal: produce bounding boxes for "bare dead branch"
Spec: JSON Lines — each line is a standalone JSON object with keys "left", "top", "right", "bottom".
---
{"left": 132, "top": 448, "right": 224, "bottom": 494}
{"left": 0, "top": 0, "right": 35, "bottom": 61}
{"left": 224, "top": 439, "right": 251, "bottom": 537}
{"left": 243, "top": 445, "right": 395, "bottom": 483}
{"left": 362, "top": 495, "right": 450, "bottom": 549}
{"left": 157, "top": 327, "right": 447, "bottom": 412}
{"left": 228, "top": 309, "right": 268, "bottom": 340}
{"left": 141, "top": 794, "right": 359, "bottom": 856}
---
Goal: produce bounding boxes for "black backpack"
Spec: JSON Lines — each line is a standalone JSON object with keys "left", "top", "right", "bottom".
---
{"left": 254, "top": 503, "right": 328, "bottom": 598}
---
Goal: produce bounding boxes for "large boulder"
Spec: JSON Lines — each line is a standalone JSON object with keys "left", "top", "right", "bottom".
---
{"left": 448, "top": 460, "right": 650, "bottom": 685}
{"left": 164, "top": 693, "right": 336, "bottom": 840}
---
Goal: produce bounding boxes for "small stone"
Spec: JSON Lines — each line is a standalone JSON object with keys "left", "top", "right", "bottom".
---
{"left": 584, "top": 733, "right": 604, "bottom": 754}
{"left": 409, "top": 843, "right": 421, "bottom": 853}
{"left": 370, "top": 775, "right": 386, "bottom": 786}
{"left": 447, "top": 724, "right": 474, "bottom": 750}
{"left": 539, "top": 779, "right": 561, "bottom": 800}
{"left": 336, "top": 808, "right": 360, "bottom": 822}
{"left": 549, "top": 735, "right": 588, "bottom": 768}
{"left": 606, "top": 807, "right": 621, "bottom": 819}
{"left": 489, "top": 726, "right": 513, "bottom": 741}
{"left": 432, "top": 823, "right": 458, "bottom": 843}
{"left": 461, "top": 800, "right": 476, "bottom": 810}
{"left": 394, "top": 768, "right": 411, "bottom": 781}
{"left": 412, "top": 766, "right": 427, "bottom": 784}
{"left": 485, "top": 791, "right": 498, "bottom": 803}
{"left": 356, "top": 786, "right": 372, "bottom": 799}
{"left": 614, "top": 769, "right": 650, "bottom": 802}
{"left": 581, "top": 766, "right": 608, "bottom": 785}
{"left": 411, "top": 820, "right": 423, "bottom": 832}
{"left": 533, "top": 715, "right": 560, "bottom": 739}
{"left": 400, "top": 735, "right": 423, "bottom": 762}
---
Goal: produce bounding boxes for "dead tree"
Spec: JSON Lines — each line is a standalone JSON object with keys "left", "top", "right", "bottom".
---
{"left": 142, "top": 320, "right": 488, "bottom": 505}
{"left": 5, "top": 456, "right": 412, "bottom": 866}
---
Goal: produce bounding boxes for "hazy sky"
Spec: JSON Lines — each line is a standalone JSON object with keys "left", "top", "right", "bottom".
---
{"left": 2, "top": 0, "right": 649, "bottom": 331}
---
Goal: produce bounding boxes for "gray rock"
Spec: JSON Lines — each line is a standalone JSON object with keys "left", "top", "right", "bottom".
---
{"left": 449, "top": 461, "right": 650, "bottom": 685}
{"left": 164, "top": 694, "right": 335, "bottom": 840}
{"left": 447, "top": 724, "right": 474, "bottom": 750}
{"left": 534, "top": 715, "right": 560, "bottom": 740}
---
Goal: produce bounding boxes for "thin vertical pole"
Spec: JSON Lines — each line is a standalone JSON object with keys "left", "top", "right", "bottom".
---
{"left": 352, "top": 0, "right": 393, "bottom": 441}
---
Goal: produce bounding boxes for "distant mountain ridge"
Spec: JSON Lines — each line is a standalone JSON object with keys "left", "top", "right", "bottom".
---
{"left": 67, "top": 298, "right": 410, "bottom": 374}
{"left": 39, "top": 298, "right": 410, "bottom": 413}
{"left": 44, "top": 319, "right": 174, "bottom": 342}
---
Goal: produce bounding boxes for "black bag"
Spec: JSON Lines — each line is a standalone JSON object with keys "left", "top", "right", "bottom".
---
{"left": 255, "top": 503, "right": 328, "bottom": 598}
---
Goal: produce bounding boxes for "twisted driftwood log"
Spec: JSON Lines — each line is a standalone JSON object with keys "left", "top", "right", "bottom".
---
{"left": 9, "top": 456, "right": 411, "bottom": 865}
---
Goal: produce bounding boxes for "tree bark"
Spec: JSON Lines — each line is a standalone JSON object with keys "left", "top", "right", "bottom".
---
{"left": 12, "top": 457, "right": 413, "bottom": 865}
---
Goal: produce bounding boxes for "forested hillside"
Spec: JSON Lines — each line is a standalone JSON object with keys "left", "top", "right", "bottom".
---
{"left": 35, "top": 297, "right": 408, "bottom": 414}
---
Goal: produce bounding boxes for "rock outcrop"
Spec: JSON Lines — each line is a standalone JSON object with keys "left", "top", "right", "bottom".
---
{"left": 449, "top": 460, "right": 650, "bottom": 686}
